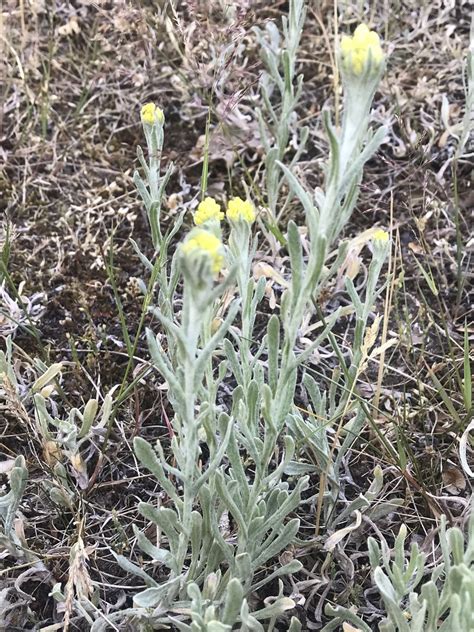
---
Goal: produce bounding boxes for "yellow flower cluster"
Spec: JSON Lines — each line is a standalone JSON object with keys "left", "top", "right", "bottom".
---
{"left": 340, "top": 24, "right": 384, "bottom": 75}
{"left": 181, "top": 230, "right": 224, "bottom": 274}
{"left": 141, "top": 102, "right": 164, "bottom": 125}
{"left": 182, "top": 194, "right": 256, "bottom": 278}
{"left": 194, "top": 197, "right": 224, "bottom": 225}
{"left": 193, "top": 195, "right": 256, "bottom": 225}
{"left": 226, "top": 197, "right": 256, "bottom": 223}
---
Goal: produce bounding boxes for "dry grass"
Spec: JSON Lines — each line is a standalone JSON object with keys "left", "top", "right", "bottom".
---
{"left": 1, "top": 0, "right": 472, "bottom": 630}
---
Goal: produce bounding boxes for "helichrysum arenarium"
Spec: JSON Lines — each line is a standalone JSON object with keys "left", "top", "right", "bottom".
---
{"left": 181, "top": 230, "right": 224, "bottom": 274}
{"left": 194, "top": 197, "right": 224, "bottom": 225}
{"left": 340, "top": 24, "right": 384, "bottom": 76}
{"left": 373, "top": 228, "right": 389, "bottom": 242}
{"left": 141, "top": 102, "right": 164, "bottom": 125}
{"left": 226, "top": 197, "right": 256, "bottom": 223}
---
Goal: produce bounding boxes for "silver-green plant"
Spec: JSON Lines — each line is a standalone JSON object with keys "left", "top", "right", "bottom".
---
{"left": 266, "top": 23, "right": 389, "bottom": 526}
{"left": 458, "top": 48, "right": 473, "bottom": 160}
{"left": 0, "top": 341, "right": 29, "bottom": 557}
{"left": 254, "top": 0, "right": 308, "bottom": 224}
{"left": 453, "top": 14, "right": 473, "bottom": 160}
{"left": 324, "top": 511, "right": 474, "bottom": 632}
{"left": 32, "top": 363, "right": 115, "bottom": 493}
{"left": 0, "top": 342, "right": 115, "bottom": 506}
{"left": 169, "top": 577, "right": 301, "bottom": 632}
{"left": 91, "top": 578, "right": 301, "bottom": 632}
{"left": 0, "top": 336, "right": 18, "bottom": 392}
{"left": 0, "top": 455, "right": 28, "bottom": 558}
{"left": 133, "top": 103, "right": 183, "bottom": 324}
{"left": 286, "top": 231, "right": 391, "bottom": 528}
{"left": 121, "top": 226, "right": 307, "bottom": 620}
{"left": 135, "top": 103, "right": 174, "bottom": 252}
{"left": 117, "top": 20, "right": 390, "bottom": 630}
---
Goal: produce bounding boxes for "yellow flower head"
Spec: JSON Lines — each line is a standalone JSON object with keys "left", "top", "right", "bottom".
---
{"left": 226, "top": 197, "right": 256, "bottom": 223}
{"left": 194, "top": 197, "right": 224, "bottom": 225}
{"left": 181, "top": 230, "right": 224, "bottom": 274}
{"left": 340, "top": 24, "right": 384, "bottom": 76}
{"left": 141, "top": 102, "right": 164, "bottom": 125}
{"left": 373, "top": 228, "right": 389, "bottom": 242}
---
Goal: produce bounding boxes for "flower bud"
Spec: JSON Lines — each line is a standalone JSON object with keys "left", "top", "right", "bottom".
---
{"left": 40, "top": 384, "right": 56, "bottom": 399}
{"left": 340, "top": 24, "right": 384, "bottom": 76}
{"left": 140, "top": 102, "right": 164, "bottom": 126}
{"left": 373, "top": 228, "right": 389, "bottom": 243}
